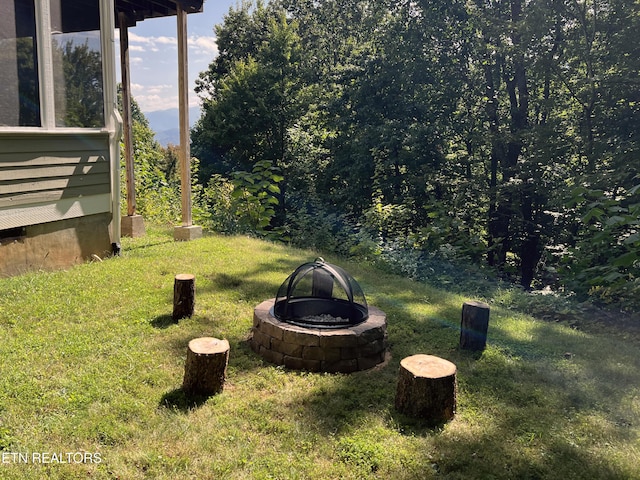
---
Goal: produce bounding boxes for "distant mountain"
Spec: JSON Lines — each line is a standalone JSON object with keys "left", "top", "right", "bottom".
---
{"left": 145, "top": 106, "right": 202, "bottom": 146}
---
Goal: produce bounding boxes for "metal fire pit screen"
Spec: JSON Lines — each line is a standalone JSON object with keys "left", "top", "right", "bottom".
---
{"left": 273, "top": 258, "right": 369, "bottom": 329}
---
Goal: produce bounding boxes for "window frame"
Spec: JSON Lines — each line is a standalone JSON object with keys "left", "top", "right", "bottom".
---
{"left": 0, "top": 0, "right": 109, "bottom": 133}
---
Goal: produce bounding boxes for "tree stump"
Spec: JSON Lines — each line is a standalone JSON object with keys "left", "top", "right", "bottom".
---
{"left": 182, "top": 337, "right": 230, "bottom": 396}
{"left": 173, "top": 273, "right": 195, "bottom": 320}
{"left": 459, "top": 300, "right": 490, "bottom": 351}
{"left": 395, "top": 354, "right": 457, "bottom": 425}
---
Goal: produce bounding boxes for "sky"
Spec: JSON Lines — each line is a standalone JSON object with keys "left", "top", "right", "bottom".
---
{"left": 115, "top": 1, "right": 240, "bottom": 114}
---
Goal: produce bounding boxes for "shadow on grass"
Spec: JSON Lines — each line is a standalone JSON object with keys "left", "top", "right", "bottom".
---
{"left": 159, "top": 387, "right": 210, "bottom": 413}
{"left": 150, "top": 314, "right": 177, "bottom": 329}
{"left": 199, "top": 256, "right": 305, "bottom": 305}
{"left": 282, "top": 281, "right": 640, "bottom": 479}
{"left": 122, "top": 237, "right": 174, "bottom": 252}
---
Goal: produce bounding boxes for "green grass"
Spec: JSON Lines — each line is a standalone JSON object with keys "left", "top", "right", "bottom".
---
{"left": 0, "top": 226, "right": 639, "bottom": 479}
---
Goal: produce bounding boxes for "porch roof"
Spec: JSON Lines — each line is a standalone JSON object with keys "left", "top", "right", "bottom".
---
{"left": 115, "top": 0, "right": 204, "bottom": 26}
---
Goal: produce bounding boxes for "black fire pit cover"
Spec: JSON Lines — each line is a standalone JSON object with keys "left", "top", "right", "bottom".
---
{"left": 273, "top": 258, "right": 369, "bottom": 329}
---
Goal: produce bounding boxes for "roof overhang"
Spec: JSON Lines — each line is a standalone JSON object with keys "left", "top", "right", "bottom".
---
{"left": 115, "top": 0, "right": 204, "bottom": 26}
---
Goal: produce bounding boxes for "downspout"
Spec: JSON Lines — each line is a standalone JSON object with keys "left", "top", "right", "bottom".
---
{"left": 100, "top": 0, "right": 122, "bottom": 254}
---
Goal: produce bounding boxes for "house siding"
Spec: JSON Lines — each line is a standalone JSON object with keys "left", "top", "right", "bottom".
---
{"left": 0, "top": 132, "right": 112, "bottom": 231}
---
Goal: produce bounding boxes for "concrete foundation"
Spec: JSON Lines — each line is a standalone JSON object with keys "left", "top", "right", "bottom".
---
{"left": 174, "top": 225, "right": 203, "bottom": 241}
{"left": 0, "top": 213, "right": 113, "bottom": 276}
{"left": 121, "top": 214, "right": 145, "bottom": 238}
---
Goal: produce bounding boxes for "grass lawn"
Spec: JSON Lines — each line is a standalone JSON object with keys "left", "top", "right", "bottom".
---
{"left": 0, "top": 227, "right": 639, "bottom": 479}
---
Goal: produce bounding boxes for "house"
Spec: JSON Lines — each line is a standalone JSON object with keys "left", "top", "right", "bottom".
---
{"left": 0, "top": 0, "right": 203, "bottom": 276}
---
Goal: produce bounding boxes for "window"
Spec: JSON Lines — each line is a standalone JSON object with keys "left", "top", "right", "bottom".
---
{"left": 50, "top": 0, "right": 104, "bottom": 127}
{"left": 0, "top": 0, "right": 41, "bottom": 127}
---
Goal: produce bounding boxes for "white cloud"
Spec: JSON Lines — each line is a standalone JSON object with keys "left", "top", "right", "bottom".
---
{"left": 127, "top": 32, "right": 177, "bottom": 51}
{"left": 128, "top": 32, "right": 153, "bottom": 44}
{"left": 155, "top": 36, "right": 177, "bottom": 45}
{"left": 189, "top": 36, "right": 218, "bottom": 56}
{"left": 135, "top": 94, "right": 179, "bottom": 111}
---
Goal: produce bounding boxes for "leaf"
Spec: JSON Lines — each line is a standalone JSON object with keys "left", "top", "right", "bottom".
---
{"left": 623, "top": 232, "right": 640, "bottom": 244}
{"left": 605, "top": 215, "right": 626, "bottom": 227}
{"left": 612, "top": 251, "right": 638, "bottom": 267}
{"left": 582, "top": 207, "right": 605, "bottom": 223}
{"left": 231, "top": 188, "right": 245, "bottom": 199}
{"left": 602, "top": 271, "right": 624, "bottom": 283}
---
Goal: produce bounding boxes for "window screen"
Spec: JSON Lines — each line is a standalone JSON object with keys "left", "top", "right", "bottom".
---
{"left": 50, "top": 0, "right": 104, "bottom": 127}
{"left": 0, "top": 0, "right": 41, "bottom": 127}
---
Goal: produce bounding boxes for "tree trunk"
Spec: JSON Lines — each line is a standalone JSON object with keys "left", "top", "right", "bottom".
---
{"left": 173, "top": 273, "right": 195, "bottom": 320}
{"left": 182, "top": 337, "right": 230, "bottom": 396}
{"left": 395, "top": 354, "right": 457, "bottom": 425}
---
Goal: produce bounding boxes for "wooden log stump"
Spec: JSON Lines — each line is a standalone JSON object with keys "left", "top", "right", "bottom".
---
{"left": 459, "top": 300, "right": 490, "bottom": 351}
{"left": 395, "top": 354, "right": 457, "bottom": 425}
{"left": 173, "top": 273, "right": 195, "bottom": 320}
{"left": 182, "top": 337, "right": 230, "bottom": 396}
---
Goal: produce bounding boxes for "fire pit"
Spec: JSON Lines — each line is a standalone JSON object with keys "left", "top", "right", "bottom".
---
{"left": 250, "top": 259, "right": 388, "bottom": 373}
{"left": 273, "top": 258, "right": 368, "bottom": 329}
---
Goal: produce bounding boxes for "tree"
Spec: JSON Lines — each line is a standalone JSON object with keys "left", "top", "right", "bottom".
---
{"left": 193, "top": 7, "right": 304, "bottom": 175}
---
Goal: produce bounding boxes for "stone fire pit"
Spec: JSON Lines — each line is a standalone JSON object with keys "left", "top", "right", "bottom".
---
{"left": 250, "top": 299, "right": 388, "bottom": 373}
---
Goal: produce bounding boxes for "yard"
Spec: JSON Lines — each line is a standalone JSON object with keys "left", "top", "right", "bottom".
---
{"left": 0, "top": 228, "right": 638, "bottom": 479}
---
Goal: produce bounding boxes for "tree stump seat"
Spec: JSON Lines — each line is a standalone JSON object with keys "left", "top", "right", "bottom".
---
{"left": 395, "top": 354, "right": 457, "bottom": 425}
{"left": 182, "top": 337, "right": 230, "bottom": 396}
{"left": 459, "top": 300, "right": 490, "bottom": 351}
{"left": 173, "top": 273, "right": 196, "bottom": 320}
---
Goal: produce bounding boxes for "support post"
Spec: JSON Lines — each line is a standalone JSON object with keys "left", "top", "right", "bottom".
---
{"left": 173, "top": 3, "right": 202, "bottom": 241}
{"left": 118, "top": 11, "right": 145, "bottom": 237}
{"left": 459, "top": 301, "right": 490, "bottom": 351}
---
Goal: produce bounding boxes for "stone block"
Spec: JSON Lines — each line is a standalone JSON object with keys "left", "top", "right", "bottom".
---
{"left": 259, "top": 318, "right": 285, "bottom": 341}
{"left": 283, "top": 328, "right": 320, "bottom": 347}
{"left": 322, "top": 359, "right": 358, "bottom": 374}
{"left": 251, "top": 330, "right": 271, "bottom": 350}
{"left": 173, "top": 225, "right": 203, "bottom": 241}
{"left": 318, "top": 329, "right": 359, "bottom": 348}
{"left": 340, "top": 347, "right": 359, "bottom": 360}
{"left": 302, "top": 346, "right": 325, "bottom": 361}
{"left": 284, "top": 355, "right": 321, "bottom": 372}
{"left": 259, "top": 346, "right": 283, "bottom": 365}
{"left": 359, "top": 339, "right": 386, "bottom": 357}
{"left": 121, "top": 215, "right": 145, "bottom": 238}
{"left": 272, "top": 338, "right": 303, "bottom": 357}
{"left": 323, "top": 347, "right": 342, "bottom": 363}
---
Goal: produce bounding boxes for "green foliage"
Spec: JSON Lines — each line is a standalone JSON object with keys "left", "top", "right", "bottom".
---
{"left": 118, "top": 90, "right": 211, "bottom": 228}
{"left": 194, "top": 7, "right": 305, "bottom": 175}
{"left": 185, "top": 0, "right": 640, "bottom": 306}
{"left": 562, "top": 183, "right": 640, "bottom": 309}
{"left": 230, "top": 160, "right": 285, "bottom": 239}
